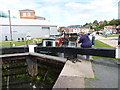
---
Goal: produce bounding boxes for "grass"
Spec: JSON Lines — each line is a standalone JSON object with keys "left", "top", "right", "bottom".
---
{"left": 100, "top": 34, "right": 119, "bottom": 37}
{"left": 84, "top": 77, "right": 99, "bottom": 80}
{"left": 0, "top": 38, "right": 43, "bottom": 47}
{"left": 92, "top": 40, "right": 120, "bottom": 60}
{"left": 92, "top": 40, "right": 115, "bottom": 49}
{"left": 0, "top": 40, "right": 33, "bottom": 47}
{"left": 85, "top": 77, "right": 99, "bottom": 88}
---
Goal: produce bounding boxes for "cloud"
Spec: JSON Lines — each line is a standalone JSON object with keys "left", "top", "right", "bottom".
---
{"left": 64, "top": 0, "right": 118, "bottom": 24}
{"left": 65, "top": 2, "right": 96, "bottom": 10}
{"left": 0, "top": 0, "right": 119, "bottom": 26}
{"left": 0, "top": 0, "right": 42, "bottom": 11}
{"left": 0, "top": 0, "right": 42, "bottom": 18}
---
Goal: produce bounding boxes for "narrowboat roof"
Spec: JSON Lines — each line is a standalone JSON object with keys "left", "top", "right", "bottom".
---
{"left": 42, "top": 36, "right": 62, "bottom": 40}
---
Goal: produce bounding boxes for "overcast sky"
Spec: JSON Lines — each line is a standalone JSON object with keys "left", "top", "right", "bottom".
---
{"left": 0, "top": 0, "right": 119, "bottom": 26}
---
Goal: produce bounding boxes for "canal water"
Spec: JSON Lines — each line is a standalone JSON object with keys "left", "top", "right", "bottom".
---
{"left": 2, "top": 56, "right": 64, "bottom": 89}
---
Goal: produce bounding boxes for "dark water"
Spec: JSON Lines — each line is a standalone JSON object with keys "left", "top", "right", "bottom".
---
{"left": 2, "top": 56, "right": 64, "bottom": 89}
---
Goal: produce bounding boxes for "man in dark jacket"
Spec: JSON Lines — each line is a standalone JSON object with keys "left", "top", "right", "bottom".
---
{"left": 76, "top": 32, "right": 92, "bottom": 60}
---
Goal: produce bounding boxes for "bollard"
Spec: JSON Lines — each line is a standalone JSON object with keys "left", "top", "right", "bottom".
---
{"left": 116, "top": 46, "right": 120, "bottom": 59}
{"left": 9, "top": 41, "right": 12, "bottom": 47}
{"left": 12, "top": 44, "right": 15, "bottom": 47}
{"left": 29, "top": 45, "right": 37, "bottom": 53}
{"left": 26, "top": 40, "right": 28, "bottom": 47}
{"left": 116, "top": 35, "right": 120, "bottom": 59}
{"left": 118, "top": 35, "right": 120, "bottom": 46}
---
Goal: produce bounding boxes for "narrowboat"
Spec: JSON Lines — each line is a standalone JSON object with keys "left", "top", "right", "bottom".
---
{"left": 42, "top": 36, "right": 69, "bottom": 47}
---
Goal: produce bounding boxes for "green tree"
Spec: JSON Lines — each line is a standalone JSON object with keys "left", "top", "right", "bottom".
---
{"left": 0, "top": 11, "right": 8, "bottom": 18}
{"left": 83, "top": 23, "right": 89, "bottom": 26}
{"left": 90, "top": 25, "right": 93, "bottom": 29}
{"left": 99, "top": 24, "right": 105, "bottom": 29}
{"left": 109, "top": 19, "right": 119, "bottom": 26}
{"left": 92, "top": 25, "right": 100, "bottom": 31}
{"left": 104, "top": 20, "right": 107, "bottom": 24}
{"left": 93, "top": 20, "right": 98, "bottom": 25}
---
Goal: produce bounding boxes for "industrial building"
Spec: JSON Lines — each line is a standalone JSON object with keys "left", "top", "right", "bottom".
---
{"left": 0, "top": 17, "right": 58, "bottom": 41}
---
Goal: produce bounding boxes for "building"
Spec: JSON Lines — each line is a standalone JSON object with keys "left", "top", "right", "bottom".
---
{"left": 59, "top": 25, "right": 81, "bottom": 34}
{"left": 104, "top": 26, "right": 117, "bottom": 34}
{"left": 58, "top": 25, "right": 91, "bottom": 35}
{"left": 19, "top": 9, "right": 46, "bottom": 20}
{"left": 58, "top": 27, "right": 66, "bottom": 32}
{"left": 80, "top": 26, "right": 90, "bottom": 33}
{"left": 116, "top": 25, "right": 120, "bottom": 33}
{"left": 0, "top": 17, "right": 58, "bottom": 41}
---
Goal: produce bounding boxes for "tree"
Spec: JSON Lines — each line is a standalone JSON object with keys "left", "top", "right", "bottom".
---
{"left": 99, "top": 24, "right": 105, "bottom": 29}
{"left": 109, "top": 20, "right": 116, "bottom": 25}
{"left": 83, "top": 19, "right": 120, "bottom": 31}
{"left": 90, "top": 25, "right": 93, "bottom": 29}
{"left": 109, "top": 19, "right": 119, "bottom": 26}
{"left": 83, "top": 23, "right": 89, "bottom": 26}
{"left": 104, "top": 20, "right": 107, "bottom": 24}
{"left": 93, "top": 20, "right": 98, "bottom": 25}
{"left": 0, "top": 11, "right": 8, "bottom": 18}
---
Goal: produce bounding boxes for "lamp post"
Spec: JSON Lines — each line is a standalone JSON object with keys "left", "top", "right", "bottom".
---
{"left": 8, "top": 10, "right": 13, "bottom": 41}
{"left": 118, "top": 35, "right": 120, "bottom": 46}
{"left": 63, "top": 30, "right": 65, "bottom": 40}
{"left": 8, "top": 10, "right": 13, "bottom": 47}
{"left": 48, "top": 27, "right": 50, "bottom": 37}
{"left": 63, "top": 30, "right": 67, "bottom": 47}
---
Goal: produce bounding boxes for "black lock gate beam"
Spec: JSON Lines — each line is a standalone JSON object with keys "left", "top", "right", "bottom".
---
{"left": 1, "top": 46, "right": 119, "bottom": 59}
{"left": 35, "top": 47, "right": 117, "bottom": 59}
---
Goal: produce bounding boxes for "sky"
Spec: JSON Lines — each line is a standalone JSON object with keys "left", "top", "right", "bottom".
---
{"left": 0, "top": 0, "right": 119, "bottom": 27}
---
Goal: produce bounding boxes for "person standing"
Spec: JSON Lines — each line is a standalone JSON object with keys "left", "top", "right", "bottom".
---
{"left": 76, "top": 32, "right": 92, "bottom": 60}
{"left": 104, "top": 31, "right": 108, "bottom": 38}
{"left": 118, "top": 35, "right": 120, "bottom": 46}
{"left": 91, "top": 34, "right": 95, "bottom": 45}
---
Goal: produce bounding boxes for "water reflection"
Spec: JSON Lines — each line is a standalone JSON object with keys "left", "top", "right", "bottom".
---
{"left": 2, "top": 56, "right": 64, "bottom": 89}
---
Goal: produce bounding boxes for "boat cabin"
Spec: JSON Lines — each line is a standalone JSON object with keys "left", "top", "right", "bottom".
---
{"left": 42, "top": 37, "right": 69, "bottom": 47}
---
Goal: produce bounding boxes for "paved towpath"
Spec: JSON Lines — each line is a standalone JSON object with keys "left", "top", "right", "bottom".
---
{"left": 53, "top": 60, "right": 94, "bottom": 88}
{"left": 85, "top": 35, "right": 119, "bottom": 88}
{"left": 96, "top": 35, "right": 118, "bottom": 47}
{"left": 85, "top": 58, "right": 118, "bottom": 88}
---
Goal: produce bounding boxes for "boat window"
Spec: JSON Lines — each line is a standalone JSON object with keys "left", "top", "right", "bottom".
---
{"left": 46, "top": 41, "right": 52, "bottom": 46}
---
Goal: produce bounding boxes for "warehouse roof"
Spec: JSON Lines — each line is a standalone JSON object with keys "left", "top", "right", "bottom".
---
{"left": 19, "top": 9, "right": 34, "bottom": 12}
{"left": 0, "top": 17, "right": 57, "bottom": 26}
